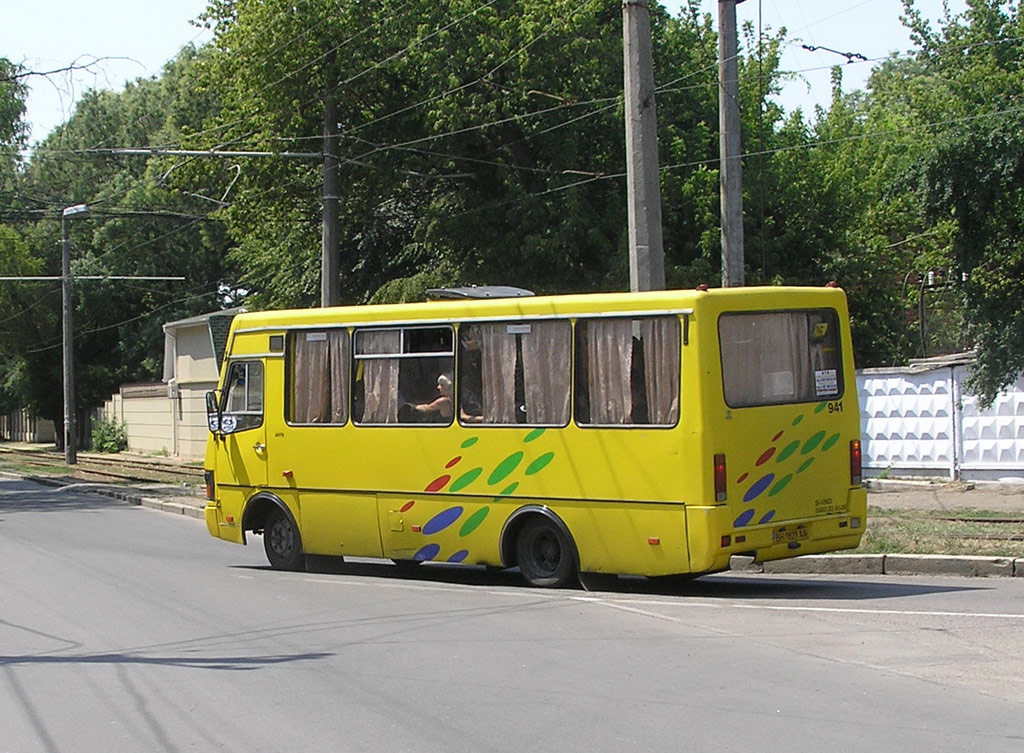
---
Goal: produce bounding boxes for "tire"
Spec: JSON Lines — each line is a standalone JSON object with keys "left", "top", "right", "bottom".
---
{"left": 263, "top": 507, "right": 305, "bottom": 571}
{"left": 516, "top": 517, "right": 576, "bottom": 588}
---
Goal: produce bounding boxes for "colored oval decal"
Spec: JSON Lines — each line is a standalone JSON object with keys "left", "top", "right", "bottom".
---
{"left": 488, "top": 452, "right": 524, "bottom": 486}
{"left": 459, "top": 507, "right": 490, "bottom": 537}
{"left": 797, "top": 457, "right": 815, "bottom": 473}
{"left": 768, "top": 474, "right": 793, "bottom": 496}
{"left": 792, "top": 415, "right": 804, "bottom": 426}
{"left": 737, "top": 472, "right": 749, "bottom": 484}
{"left": 821, "top": 433, "right": 841, "bottom": 452}
{"left": 776, "top": 441, "right": 801, "bottom": 463}
{"left": 801, "top": 431, "right": 826, "bottom": 455}
{"left": 445, "top": 456, "right": 462, "bottom": 469}
{"left": 400, "top": 500, "right": 415, "bottom": 513}
{"left": 734, "top": 509, "right": 756, "bottom": 527}
{"left": 758, "top": 510, "right": 776, "bottom": 524}
{"left": 424, "top": 475, "right": 451, "bottom": 493}
{"left": 525, "top": 452, "right": 555, "bottom": 475}
{"left": 756, "top": 447, "right": 776, "bottom": 466}
{"left": 743, "top": 474, "right": 775, "bottom": 502}
{"left": 423, "top": 506, "right": 463, "bottom": 535}
{"left": 450, "top": 467, "right": 483, "bottom": 492}
{"left": 772, "top": 430, "right": 784, "bottom": 442}
{"left": 448, "top": 550, "right": 469, "bottom": 563}
{"left": 461, "top": 436, "right": 479, "bottom": 449}
{"left": 814, "top": 402, "right": 828, "bottom": 414}
{"left": 498, "top": 482, "right": 519, "bottom": 497}
{"left": 414, "top": 543, "right": 440, "bottom": 561}
{"left": 524, "top": 429, "right": 546, "bottom": 443}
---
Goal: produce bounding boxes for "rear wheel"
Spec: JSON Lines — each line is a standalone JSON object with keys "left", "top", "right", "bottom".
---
{"left": 263, "top": 508, "right": 305, "bottom": 571}
{"left": 516, "top": 517, "right": 576, "bottom": 588}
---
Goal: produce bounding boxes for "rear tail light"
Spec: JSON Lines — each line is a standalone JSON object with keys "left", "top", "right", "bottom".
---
{"left": 204, "top": 470, "right": 216, "bottom": 501}
{"left": 850, "top": 440, "right": 862, "bottom": 485}
{"left": 714, "top": 453, "right": 727, "bottom": 502}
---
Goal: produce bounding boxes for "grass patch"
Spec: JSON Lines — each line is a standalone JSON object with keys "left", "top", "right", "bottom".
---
{"left": 857, "top": 507, "right": 1024, "bottom": 557}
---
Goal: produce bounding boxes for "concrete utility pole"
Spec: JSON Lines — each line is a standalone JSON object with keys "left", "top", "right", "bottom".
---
{"left": 321, "top": 72, "right": 341, "bottom": 307}
{"left": 718, "top": 0, "right": 746, "bottom": 287}
{"left": 622, "top": 0, "right": 665, "bottom": 292}
{"left": 61, "top": 204, "right": 89, "bottom": 465}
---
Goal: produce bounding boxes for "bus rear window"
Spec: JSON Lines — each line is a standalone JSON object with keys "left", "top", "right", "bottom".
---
{"left": 719, "top": 309, "right": 842, "bottom": 408}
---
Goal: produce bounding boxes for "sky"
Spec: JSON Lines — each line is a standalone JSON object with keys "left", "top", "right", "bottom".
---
{"left": 3, "top": 0, "right": 968, "bottom": 147}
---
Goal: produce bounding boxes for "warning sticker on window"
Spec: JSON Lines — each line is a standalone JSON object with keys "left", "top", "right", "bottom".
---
{"left": 815, "top": 369, "right": 839, "bottom": 396}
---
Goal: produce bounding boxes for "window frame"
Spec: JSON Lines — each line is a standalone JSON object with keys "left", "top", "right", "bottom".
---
{"left": 285, "top": 327, "right": 352, "bottom": 427}
{"left": 456, "top": 319, "right": 572, "bottom": 429}
{"left": 219, "top": 360, "right": 265, "bottom": 434}
{"left": 352, "top": 324, "right": 455, "bottom": 427}
{"left": 573, "top": 314, "right": 682, "bottom": 430}
{"left": 717, "top": 307, "right": 845, "bottom": 409}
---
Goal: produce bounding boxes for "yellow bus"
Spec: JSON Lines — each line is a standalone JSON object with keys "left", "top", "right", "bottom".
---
{"left": 203, "top": 285, "right": 866, "bottom": 587}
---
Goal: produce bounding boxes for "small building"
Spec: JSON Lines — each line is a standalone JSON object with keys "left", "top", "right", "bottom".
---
{"left": 100, "top": 308, "right": 242, "bottom": 459}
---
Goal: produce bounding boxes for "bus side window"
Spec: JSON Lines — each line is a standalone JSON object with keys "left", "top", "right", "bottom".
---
{"left": 574, "top": 317, "right": 679, "bottom": 427}
{"left": 222, "top": 361, "right": 264, "bottom": 433}
{"left": 458, "top": 321, "right": 570, "bottom": 426}
{"left": 353, "top": 326, "right": 454, "bottom": 425}
{"left": 289, "top": 329, "right": 350, "bottom": 425}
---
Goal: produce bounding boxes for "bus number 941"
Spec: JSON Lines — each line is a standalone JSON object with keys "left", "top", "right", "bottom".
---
{"left": 827, "top": 401, "right": 844, "bottom": 414}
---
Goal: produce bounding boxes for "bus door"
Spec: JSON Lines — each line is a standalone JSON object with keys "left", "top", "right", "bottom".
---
{"left": 212, "top": 359, "right": 269, "bottom": 496}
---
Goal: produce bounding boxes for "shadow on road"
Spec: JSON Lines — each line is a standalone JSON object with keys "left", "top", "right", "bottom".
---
{"left": 230, "top": 556, "right": 984, "bottom": 601}
{"left": 0, "top": 651, "right": 332, "bottom": 670}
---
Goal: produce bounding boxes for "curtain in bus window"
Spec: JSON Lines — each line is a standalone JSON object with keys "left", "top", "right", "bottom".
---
{"left": 587, "top": 318, "right": 633, "bottom": 424}
{"left": 641, "top": 317, "right": 680, "bottom": 424}
{"left": 293, "top": 333, "right": 328, "bottom": 422}
{"left": 478, "top": 323, "right": 517, "bottom": 423}
{"left": 520, "top": 321, "right": 571, "bottom": 425}
{"left": 720, "top": 313, "right": 815, "bottom": 407}
{"left": 360, "top": 329, "right": 401, "bottom": 423}
{"left": 293, "top": 330, "right": 350, "bottom": 424}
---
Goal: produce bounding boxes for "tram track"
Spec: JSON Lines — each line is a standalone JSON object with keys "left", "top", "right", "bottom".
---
{"left": 0, "top": 446, "right": 203, "bottom": 486}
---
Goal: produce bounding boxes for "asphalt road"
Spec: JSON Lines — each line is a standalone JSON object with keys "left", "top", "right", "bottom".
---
{"left": 3, "top": 477, "right": 1024, "bottom": 753}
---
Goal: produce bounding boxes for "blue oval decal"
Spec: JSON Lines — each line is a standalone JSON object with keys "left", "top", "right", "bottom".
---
{"left": 423, "top": 506, "right": 463, "bottom": 535}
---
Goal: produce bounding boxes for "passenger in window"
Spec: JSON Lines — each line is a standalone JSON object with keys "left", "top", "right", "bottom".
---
{"left": 458, "top": 327, "right": 484, "bottom": 422}
{"left": 414, "top": 373, "right": 454, "bottom": 421}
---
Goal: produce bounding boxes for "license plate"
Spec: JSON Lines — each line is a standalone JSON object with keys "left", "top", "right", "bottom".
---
{"left": 771, "top": 526, "right": 809, "bottom": 545}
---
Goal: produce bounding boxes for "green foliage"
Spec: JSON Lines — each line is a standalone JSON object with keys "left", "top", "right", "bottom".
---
{"left": 91, "top": 418, "right": 128, "bottom": 453}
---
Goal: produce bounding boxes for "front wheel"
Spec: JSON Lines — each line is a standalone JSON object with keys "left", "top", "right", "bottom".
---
{"left": 263, "top": 508, "right": 305, "bottom": 571}
{"left": 516, "top": 517, "right": 576, "bottom": 588}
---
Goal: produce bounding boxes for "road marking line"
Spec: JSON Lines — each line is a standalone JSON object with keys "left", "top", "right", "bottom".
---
{"left": 573, "top": 596, "right": 1024, "bottom": 620}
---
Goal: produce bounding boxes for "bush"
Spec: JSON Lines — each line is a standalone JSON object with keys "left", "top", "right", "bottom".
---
{"left": 91, "top": 419, "right": 128, "bottom": 453}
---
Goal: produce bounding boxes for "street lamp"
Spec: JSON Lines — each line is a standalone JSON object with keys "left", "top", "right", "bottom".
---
{"left": 61, "top": 203, "right": 89, "bottom": 465}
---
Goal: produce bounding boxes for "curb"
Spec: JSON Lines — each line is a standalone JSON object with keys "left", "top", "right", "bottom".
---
{"left": 18, "top": 474, "right": 205, "bottom": 520}
{"left": 731, "top": 552, "right": 1024, "bottom": 578}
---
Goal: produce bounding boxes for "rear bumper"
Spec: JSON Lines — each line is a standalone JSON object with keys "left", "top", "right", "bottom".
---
{"left": 687, "top": 486, "right": 869, "bottom": 573}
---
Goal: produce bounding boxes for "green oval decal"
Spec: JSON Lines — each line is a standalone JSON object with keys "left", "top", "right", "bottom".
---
{"left": 801, "top": 430, "right": 826, "bottom": 455}
{"left": 461, "top": 436, "right": 479, "bottom": 449}
{"left": 499, "top": 482, "right": 519, "bottom": 496}
{"left": 524, "top": 429, "right": 546, "bottom": 443}
{"left": 792, "top": 415, "right": 804, "bottom": 426}
{"left": 768, "top": 474, "right": 794, "bottom": 496}
{"left": 488, "top": 452, "right": 524, "bottom": 486}
{"left": 797, "top": 457, "right": 815, "bottom": 473}
{"left": 450, "top": 467, "right": 483, "bottom": 492}
{"left": 776, "top": 440, "right": 801, "bottom": 462}
{"left": 459, "top": 507, "right": 490, "bottom": 537}
{"left": 525, "top": 452, "right": 555, "bottom": 475}
{"left": 814, "top": 402, "right": 828, "bottom": 414}
{"left": 821, "top": 433, "right": 841, "bottom": 452}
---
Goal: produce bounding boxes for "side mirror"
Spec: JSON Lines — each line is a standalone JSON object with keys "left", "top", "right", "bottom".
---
{"left": 206, "top": 390, "right": 222, "bottom": 435}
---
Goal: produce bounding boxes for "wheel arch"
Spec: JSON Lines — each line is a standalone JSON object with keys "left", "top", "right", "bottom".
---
{"left": 499, "top": 505, "right": 579, "bottom": 570}
{"left": 241, "top": 492, "right": 297, "bottom": 546}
